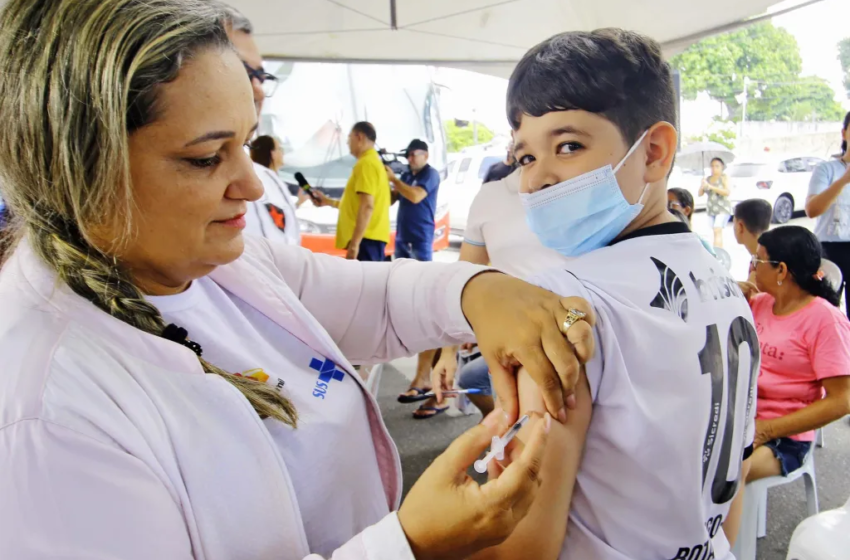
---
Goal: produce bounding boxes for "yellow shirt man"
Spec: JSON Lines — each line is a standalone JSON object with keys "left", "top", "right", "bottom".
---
{"left": 335, "top": 147, "right": 390, "bottom": 250}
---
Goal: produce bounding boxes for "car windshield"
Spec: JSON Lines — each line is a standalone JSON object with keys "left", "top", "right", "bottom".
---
{"left": 727, "top": 163, "right": 771, "bottom": 178}
{"left": 478, "top": 156, "right": 503, "bottom": 179}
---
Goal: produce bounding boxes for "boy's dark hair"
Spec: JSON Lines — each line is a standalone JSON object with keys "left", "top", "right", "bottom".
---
{"left": 352, "top": 121, "right": 377, "bottom": 143}
{"left": 506, "top": 28, "right": 677, "bottom": 145}
{"left": 733, "top": 199, "right": 772, "bottom": 235}
{"left": 759, "top": 226, "right": 840, "bottom": 307}
{"left": 667, "top": 188, "right": 694, "bottom": 212}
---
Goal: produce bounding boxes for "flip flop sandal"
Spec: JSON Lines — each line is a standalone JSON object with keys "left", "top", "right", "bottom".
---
{"left": 397, "top": 387, "right": 432, "bottom": 404}
{"left": 412, "top": 405, "right": 450, "bottom": 420}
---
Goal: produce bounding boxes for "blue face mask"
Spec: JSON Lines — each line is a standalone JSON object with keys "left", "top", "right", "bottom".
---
{"left": 520, "top": 130, "right": 650, "bottom": 258}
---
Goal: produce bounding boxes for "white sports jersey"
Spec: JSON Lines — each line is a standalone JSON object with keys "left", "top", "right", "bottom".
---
{"left": 245, "top": 162, "right": 301, "bottom": 246}
{"left": 531, "top": 224, "right": 758, "bottom": 560}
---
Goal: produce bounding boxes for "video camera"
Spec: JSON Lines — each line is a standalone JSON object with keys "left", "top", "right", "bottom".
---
{"left": 377, "top": 149, "right": 408, "bottom": 176}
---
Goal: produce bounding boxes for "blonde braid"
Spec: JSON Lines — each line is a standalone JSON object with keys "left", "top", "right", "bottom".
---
{"left": 30, "top": 224, "right": 298, "bottom": 426}
{"left": 0, "top": 0, "right": 299, "bottom": 425}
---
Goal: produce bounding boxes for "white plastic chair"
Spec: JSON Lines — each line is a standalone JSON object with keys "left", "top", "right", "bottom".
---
{"left": 815, "top": 427, "right": 825, "bottom": 449}
{"left": 786, "top": 494, "right": 850, "bottom": 560}
{"left": 733, "top": 447, "right": 819, "bottom": 560}
{"left": 820, "top": 258, "right": 843, "bottom": 293}
{"left": 714, "top": 246, "right": 732, "bottom": 271}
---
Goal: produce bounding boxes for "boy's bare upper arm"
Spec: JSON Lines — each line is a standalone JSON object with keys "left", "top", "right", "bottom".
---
{"left": 475, "top": 368, "right": 592, "bottom": 560}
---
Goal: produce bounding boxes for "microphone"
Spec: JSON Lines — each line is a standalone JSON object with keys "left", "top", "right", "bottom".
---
{"left": 294, "top": 172, "right": 321, "bottom": 203}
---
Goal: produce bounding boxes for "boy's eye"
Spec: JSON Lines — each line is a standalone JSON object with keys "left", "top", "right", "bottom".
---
{"left": 517, "top": 154, "right": 535, "bottom": 166}
{"left": 558, "top": 142, "right": 583, "bottom": 155}
{"left": 186, "top": 155, "right": 221, "bottom": 169}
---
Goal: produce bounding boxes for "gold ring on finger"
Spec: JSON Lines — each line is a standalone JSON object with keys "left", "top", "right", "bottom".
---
{"left": 560, "top": 308, "right": 587, "bottom": 336}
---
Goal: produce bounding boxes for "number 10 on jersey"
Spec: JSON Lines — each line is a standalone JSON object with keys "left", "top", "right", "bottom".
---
{"left": 698, "top": 316, "right": 759, "bottom": 505}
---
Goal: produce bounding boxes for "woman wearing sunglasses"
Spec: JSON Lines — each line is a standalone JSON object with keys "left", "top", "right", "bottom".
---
{"left": 743, "top": 226, "right": 850, "bottom": 482}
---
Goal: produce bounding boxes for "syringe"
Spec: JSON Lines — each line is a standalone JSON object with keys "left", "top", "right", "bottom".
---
{"left": 473, "top": 414, "right": 530, "bottom": 474}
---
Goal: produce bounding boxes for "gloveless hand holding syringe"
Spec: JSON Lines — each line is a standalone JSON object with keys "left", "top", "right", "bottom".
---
{"left": 474, "top": 415, "right": 531, "bottom": 474}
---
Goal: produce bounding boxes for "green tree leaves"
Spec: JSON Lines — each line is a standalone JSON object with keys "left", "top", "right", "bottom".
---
{"left": 839, "top": 37, "right": 850, "bottom": 99}
{"left": 445, "top": 120, "right": 494, "bottom": 152}
{"left": 670, "top": 22, "right": 843, "bottom": 122}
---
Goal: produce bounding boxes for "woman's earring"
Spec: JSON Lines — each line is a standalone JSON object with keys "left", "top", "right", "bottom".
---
{"left": 778, "top": 280, "right": 783, "bottom": 286}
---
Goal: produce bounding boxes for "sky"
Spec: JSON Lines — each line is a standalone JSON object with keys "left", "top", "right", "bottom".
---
{"left": 437, "top": 0, "right": 850, "bottom": 134}
{"left": 772, "top": 0, "right": 849, "bottom": 105}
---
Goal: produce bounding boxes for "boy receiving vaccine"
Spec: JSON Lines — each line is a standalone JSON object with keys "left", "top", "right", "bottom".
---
{"left": 473, "top": 29, "right": 758, "bottom": 560}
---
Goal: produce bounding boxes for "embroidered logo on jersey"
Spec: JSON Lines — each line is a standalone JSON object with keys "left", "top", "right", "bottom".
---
{"left": 310, "top": 357, "right": 345, "bottom": 399}
{"left": 649, "top": 257, "right": 688, "bottom": 321}
{"left": 265, "top": 202, "right": 287, "bottom": 232}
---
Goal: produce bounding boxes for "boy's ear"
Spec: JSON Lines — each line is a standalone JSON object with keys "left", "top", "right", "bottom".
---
{"left": 643, "top": 122, "right": 677, "bottom": 185}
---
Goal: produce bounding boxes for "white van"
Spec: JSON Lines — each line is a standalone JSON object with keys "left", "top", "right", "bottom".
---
{"left": 443, "top": 146, "right": 510, "bottom": 240}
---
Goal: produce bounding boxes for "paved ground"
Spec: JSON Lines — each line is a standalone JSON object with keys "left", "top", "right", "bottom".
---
{"left": 383, "top": 213, "right": 850, "bottom": 560}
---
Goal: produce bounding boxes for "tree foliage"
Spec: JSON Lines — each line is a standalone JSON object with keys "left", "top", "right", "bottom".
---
{"left": 839, "top": 37, "right": 850, "bottom": 99}
{"left": 670, "top": 22, "right": 844, "bottom": 122}
{"left": 445, "top": 120, "right": 494, "bottom": 152}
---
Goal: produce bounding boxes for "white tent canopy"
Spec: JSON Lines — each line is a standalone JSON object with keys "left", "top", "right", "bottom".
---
{"left": 226, "top": 0, "right": 821, "bottom": 78}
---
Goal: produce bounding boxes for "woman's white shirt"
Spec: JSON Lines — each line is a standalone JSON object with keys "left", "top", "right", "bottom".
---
{"left": 463, "top": 168, "right": 571, "bottom": 279}
{"left": 808, "top": 158, "right": 850, "bottom": 242}
{"left": 147, "top": 278, "right": 389, "bottom": 557}
{"left": 245, "top": 162, "right": 302, "bottom": 245}
{"left": 0, "top": 236, "right": 485, "bottom": 559}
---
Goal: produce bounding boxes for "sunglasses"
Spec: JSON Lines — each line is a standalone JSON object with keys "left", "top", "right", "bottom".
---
{"left": 243, "top": 61, "right": 279, "bottom": 98}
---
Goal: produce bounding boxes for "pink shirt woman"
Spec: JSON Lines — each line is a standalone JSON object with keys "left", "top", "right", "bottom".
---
{"left": 744, "top": 226, "right": 850, "bottom": 481}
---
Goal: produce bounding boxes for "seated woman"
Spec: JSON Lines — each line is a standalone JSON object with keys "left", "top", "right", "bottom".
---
{"left": 745, "top": 226, "right": 850, "bottom": 482}
{"left": 668, "top": 187, "right": 696, "bottom": 225}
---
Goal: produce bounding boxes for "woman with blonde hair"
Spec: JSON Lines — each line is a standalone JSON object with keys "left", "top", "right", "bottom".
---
{"left": 0, "top": 0, "right": 596, "bottom": 558}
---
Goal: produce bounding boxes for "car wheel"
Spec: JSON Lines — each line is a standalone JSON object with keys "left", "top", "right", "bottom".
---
{"left": 773, "top": 194, "right": 794, "bottom": 224}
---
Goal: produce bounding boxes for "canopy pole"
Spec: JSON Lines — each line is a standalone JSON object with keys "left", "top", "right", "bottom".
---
{"left": 390, "top": 0, "right": 397, "bottom": 30}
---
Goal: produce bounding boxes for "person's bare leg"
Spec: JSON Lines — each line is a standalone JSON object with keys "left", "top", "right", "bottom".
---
{"left": 469, "top": 394, "right": 495, "bottom": 418}
{"left": 714, "top": 227, "right": 724, "bottom": 248}
{"left": 400, "top": 348, "right": 438, "bottom": 396}
{"left": 413, "top": 349, "right": 437, "bottom": 387}
{"left": 411, "top": 349, "right": 448, "bottom": 418}
{"left": 746, "top": 446, "right": 782, "bottom": 483}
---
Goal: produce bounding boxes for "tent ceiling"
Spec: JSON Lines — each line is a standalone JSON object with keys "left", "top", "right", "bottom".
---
{"left": 226, "top": 0, "right": 821, "bottom": 78}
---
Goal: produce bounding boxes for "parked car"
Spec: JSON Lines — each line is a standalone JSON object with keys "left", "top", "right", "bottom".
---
{"left": 727, "top": 155, "right": 825, "bottom": 224}
{"left": 442, "top": 146, "right": 510, "bottom": 240}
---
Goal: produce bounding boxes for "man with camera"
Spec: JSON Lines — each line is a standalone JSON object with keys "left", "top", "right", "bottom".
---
{"left": 386, "top": 139, "right": 441, "bottom": 262}
{"left": 387, "top": 139, "right": 444, "bottom": 417}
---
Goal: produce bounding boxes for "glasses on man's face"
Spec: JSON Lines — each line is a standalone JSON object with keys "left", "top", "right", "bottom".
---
{"left": 750, "top": 255, "right": 779, "bottom": 270}
{"left": 242, "top": 61, "right": 279, "bottom": 98}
